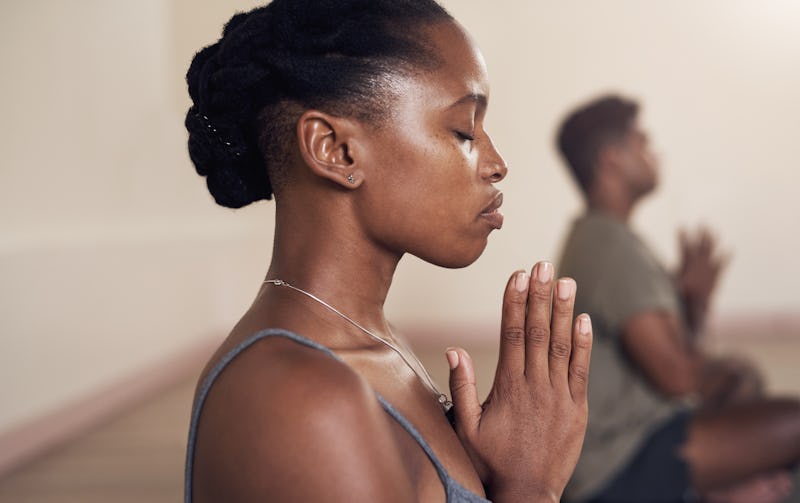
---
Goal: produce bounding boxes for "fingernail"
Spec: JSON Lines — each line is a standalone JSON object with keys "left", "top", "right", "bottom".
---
{"left": 446, "top": 349, "right": 459, "bottom": 369}
{"left": 557, "top": 278, "right": 575, "bottom": 300}
{"left": 579, "top": 314, "right": 591, "bottom": 335}
{"left": 514, "top": 270, "right": 529, "bottom": 292}
{"left": 536, "top": 261, "right": 553, "bottom": 283}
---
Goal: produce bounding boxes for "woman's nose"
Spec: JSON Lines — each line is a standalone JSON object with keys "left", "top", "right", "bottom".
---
{"left": 480, "top": 135, "right": 507, "bottom": 183}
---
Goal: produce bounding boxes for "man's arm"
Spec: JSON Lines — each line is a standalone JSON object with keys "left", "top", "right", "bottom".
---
{"left": 622, "top": 310, "right": 762, "bottom": 405}
{"left": 622, "top": 310, "right": 701, "bottom": 398}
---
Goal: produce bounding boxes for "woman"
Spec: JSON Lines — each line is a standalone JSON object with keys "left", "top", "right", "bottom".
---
{"left": 184, "top": 1, "right": 592, "bottom": 501}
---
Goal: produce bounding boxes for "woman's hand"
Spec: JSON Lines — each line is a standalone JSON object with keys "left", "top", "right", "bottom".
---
{"left": 446, "top": 262, "right": 592, "bottom": 503}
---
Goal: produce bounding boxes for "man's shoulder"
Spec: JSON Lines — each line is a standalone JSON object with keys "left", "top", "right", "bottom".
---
{"left": 560, "top": 212, "right": 644, "bottom": 273}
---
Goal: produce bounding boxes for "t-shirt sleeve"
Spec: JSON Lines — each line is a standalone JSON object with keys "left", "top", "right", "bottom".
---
{"left": 596, "top": 233, "right": 681, "bottom": 334}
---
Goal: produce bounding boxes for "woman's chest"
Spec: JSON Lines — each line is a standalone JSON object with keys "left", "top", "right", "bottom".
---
{"left": 342, "top": 353, "right": 486, "bottom": 500}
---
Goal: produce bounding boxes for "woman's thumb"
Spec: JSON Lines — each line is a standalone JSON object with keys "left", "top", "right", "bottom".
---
{"left": 446, "top": 348, "right": 482, "bottom": 438}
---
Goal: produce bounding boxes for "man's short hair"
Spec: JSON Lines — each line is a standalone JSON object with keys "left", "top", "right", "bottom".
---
{"left": 556, "top": 94, "right": 639, "bottom": 193}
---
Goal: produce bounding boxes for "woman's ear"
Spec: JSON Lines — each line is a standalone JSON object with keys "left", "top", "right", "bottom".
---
{"left": 296, "top": 110, "right": 364, "bottom": 189}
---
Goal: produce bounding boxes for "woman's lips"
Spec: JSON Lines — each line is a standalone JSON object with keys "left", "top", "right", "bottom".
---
{"left": 480, "top": 192, "right": 504, "bottom": 229}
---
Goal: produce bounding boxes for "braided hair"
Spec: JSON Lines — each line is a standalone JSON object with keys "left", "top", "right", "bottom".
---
{"left": 185, "top": 0, "right": 452, "bottom": 208}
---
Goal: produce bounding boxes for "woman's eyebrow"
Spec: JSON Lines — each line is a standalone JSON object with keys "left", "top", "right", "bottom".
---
{"left": 448, "top": 93, "right": 488, "bottom": 110}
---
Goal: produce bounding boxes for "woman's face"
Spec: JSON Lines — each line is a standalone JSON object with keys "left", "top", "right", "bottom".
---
{"left": 356, "top": 21, "right": 507, "bottom": 268}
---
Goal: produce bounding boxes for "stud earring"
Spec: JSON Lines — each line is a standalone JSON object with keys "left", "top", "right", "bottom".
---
{"left": 347, "top": 174, "right": 356, "bottom": 184}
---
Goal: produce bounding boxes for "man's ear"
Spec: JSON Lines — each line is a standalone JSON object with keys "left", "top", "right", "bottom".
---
{"left": 296, "top": 110, "right": 364, "bottom": 189}
{"left": 597, "top": 141, "right": 625, "bottom": 178}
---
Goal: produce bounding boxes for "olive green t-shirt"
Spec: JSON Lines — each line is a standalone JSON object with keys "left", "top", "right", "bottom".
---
{"left": 559, "top": 211, "right": 683, "bottom": 502}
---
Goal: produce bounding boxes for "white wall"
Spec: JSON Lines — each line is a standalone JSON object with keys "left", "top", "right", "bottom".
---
{"left": 1, "top": 1, "right": 798, "bottom": 435}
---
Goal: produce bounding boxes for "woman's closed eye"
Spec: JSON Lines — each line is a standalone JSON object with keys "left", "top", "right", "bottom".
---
{"left": 455, "top": 130, "right": 475, "bottom": 142}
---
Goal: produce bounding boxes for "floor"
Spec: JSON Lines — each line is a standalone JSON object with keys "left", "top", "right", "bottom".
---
{"left": 0, "top": 336, "right": 797, "bottom": 502}
{"left": 0, "top": 378, "right": 195, "bottom": 503}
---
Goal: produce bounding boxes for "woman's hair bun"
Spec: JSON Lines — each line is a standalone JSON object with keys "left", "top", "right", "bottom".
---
{"left": 185, "top": 0, "right": 451, "bottom": 209}
{"left": 185, "top": 25, "right": 274, "bottom": 208}
{"left": 185, "top": 106, "right": 270, "bottom": 208}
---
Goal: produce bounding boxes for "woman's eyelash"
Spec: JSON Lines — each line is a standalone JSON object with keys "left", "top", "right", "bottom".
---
{"left": 455, "top": 131, "right": 475, "bottom": 142}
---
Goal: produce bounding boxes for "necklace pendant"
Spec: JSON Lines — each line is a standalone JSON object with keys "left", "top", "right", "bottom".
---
{"left": 265, "top": 278, "right": 452, "bottom": 411}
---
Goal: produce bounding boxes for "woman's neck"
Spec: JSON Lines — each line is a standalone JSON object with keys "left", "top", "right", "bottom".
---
{"left": 261, "top": 198, "right": 401, "bottom": 339}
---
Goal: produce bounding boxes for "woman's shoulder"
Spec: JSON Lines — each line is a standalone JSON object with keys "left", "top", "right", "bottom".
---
{"left": 198, "top": 330, "right": 379, "bottom": 432}
{"left": 233, "top": 331, "right": 368, "bottom": 395}
{"left": 191, "top": 331, "right": 416, "bottom": 501}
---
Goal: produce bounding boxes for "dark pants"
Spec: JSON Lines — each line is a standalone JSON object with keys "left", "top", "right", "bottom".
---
{"left": 586, "top": 411, "right": 696, "bottom": 503}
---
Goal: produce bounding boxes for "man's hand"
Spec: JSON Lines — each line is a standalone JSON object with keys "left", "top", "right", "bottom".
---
{"left": 677, "top": 227, "right": 729, "bottom": 332}
{"left": 699, "top": 355, "right": 765, "bottom": 409}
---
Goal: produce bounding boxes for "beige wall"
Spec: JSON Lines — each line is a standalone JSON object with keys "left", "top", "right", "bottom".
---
{"left": 0, "top": 0, "right": 270, "bottom": 434}
{"left": 393, "top": 0, "right": 800, "bottom": 324}
{"left": 1, "top": 1, "right": 798, "bottom": 435}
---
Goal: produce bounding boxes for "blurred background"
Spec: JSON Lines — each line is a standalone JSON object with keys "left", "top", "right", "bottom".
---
{"left": 1, "top": 0, "right": 798, "bottom": 501}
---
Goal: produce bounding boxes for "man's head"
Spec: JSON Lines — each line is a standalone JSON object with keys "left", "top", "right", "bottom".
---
{"left": 556, "top": 94, "right": 658, "bottom": 202}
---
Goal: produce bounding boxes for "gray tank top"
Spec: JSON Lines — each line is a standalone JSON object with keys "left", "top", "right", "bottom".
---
{"left": 185, "top": 328, "right": 490, "bottom": 502}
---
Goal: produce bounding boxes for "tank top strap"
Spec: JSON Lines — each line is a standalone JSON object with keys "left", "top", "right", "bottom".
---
{"left": 376, "top": 395, "right": 451, "bottom": 480}
{"left": 375, "top": 398, "right": 490, "bottom": 502}
{"left": 184, "top": 328, "right": 489, "bottom": 503}
{"left": 185, "top": 329, "right": 338, "bottom": 501}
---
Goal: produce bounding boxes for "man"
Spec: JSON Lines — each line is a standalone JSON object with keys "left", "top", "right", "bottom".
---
{"left": 555, "top": 94, "right": 799, "bottom": 503}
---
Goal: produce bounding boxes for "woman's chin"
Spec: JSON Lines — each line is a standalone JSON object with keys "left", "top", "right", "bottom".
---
{"left": 417, "top": 240, "right": 489, "bottom": 269}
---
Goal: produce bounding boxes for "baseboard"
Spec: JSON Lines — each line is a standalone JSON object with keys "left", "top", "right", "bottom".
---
{"left": 706, "top": 311, "right": 800, "bottom": 341}
{"left": 0, "top": 336, "right": 219, "bottom": 478}
{"left": 1, "top": 312, "right": 796, "bottom": 478}
{"left": 399, "top": 312, "right": 800, "bottom": 348}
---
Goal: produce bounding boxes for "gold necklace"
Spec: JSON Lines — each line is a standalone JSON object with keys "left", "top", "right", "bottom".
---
{"left": 264, "top": 279, "right": 452, "bottom": 409}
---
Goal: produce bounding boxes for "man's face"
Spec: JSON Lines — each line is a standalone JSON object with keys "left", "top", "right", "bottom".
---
{"left": 615, "top": 123, "right": 659, "bottom": 197}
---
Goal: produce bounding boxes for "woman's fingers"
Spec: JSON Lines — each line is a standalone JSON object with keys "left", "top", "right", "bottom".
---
{"left": 447, "top": 348, "right": 481, "bottom": 438}
{"left": 459, "top": 264, "right": 592, "bottom": 500}
{"left": 569, "top": 314, "right": 593, "bottom": 402}
{"left": 549, "top": 278, "right": 576, "bottom": 385}
{"left": 496, "top": 262, "right": 588, "bottom": 396}
{"left": 525, "top": 261, "right": 554, "bottom": 379}
{"left": 496, "top": 270, "right": 529, "bottom": 379}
